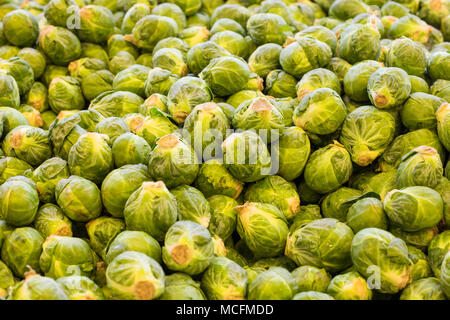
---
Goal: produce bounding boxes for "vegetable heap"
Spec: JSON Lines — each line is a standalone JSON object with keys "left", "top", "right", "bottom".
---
{"left": 0, "top": 0, "right": 449, "bottom": 301}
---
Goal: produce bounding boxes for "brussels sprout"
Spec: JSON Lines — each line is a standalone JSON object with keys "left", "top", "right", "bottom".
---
{"left": 293, "top": 291, "right": 335, "bottom": 300}
{"left": 39, "top": 235, "right": 96, "bottom": 279}
{"left": 436, "top": 103, "right": 450, "bottom": 151}
{"left": 0, "top": 71, "right": 20, "bottom": 109}
{"left": 367, "top": 67, "right": 411, "bottom": 109}
{"left": 0, "top": 260, "right": 14, "bottom": 297}
{"left": 110, "top": 65, "right": 149, "bottom": 98}
{"left": 289, "top": 205, "right": 323, "bottom": 231}
{"left": 329, "top": 0, "right": 371, "bottom": 20}
{"left": 210, "top": 31, "right": 248, "bottom": 58}
{"left": 160, "top": 273, "right": 206, "bottom": 300}
{"left": 0, "top": 176, "right": 38, "bottom": 225}
{"left": 248, "top": 267, "right": 295, "bottom": 300}
{"left": 178, "top": 26, "right": 211, "bottom": 48}
{"left": 304, "top": 142, "right": 353, "bottom": 194}
{"left": 167, "top": 76, "right": 213, "bottom": 124}
{"left": 407, "top": 245, "right": 432, "bottom": 281}
{"left": 10, "top": 272, "right": 68, "bottom": 300}
{"left": 291, "top": 266, "right": 331, "bottom": 293}
{"left": 211, "top": 4, "right": 251, "bottom": 28}
{"left": 222, "top": 130, "right": 272, "bottom": 183}
{"left": 151, "top": 49, "right": 187, "bottom": 79}
{"left": 280, "top": 37, "right": 332, "bottom": 79}
{"left": 108, "top": 51, "right": 137, "bottom": 75}
{"left": 18, "top": 104, "right": 42, "bottom": 128}
{"left": 121, "top": 3, "right": 151, "bottom": 34}
{"left": 296, "top": 25, "right": 337, "bottom": 52}
{"left": 17, "top": 48, "right": 46, "bottom": 80}
{"left": 57, "top": 275, "right": 105, "bottom": 300}
{"left": 226, "top": 90, "right": 265, "bottom": 109}
{"left": 244, "top": 176, "right": 300, "bottom": 221}
{"left": 162, "top": 221, "right": 214, "bottom": 275}
{"left": 34, "top": 204, "right": 72, "bottom": 238}
{"left": 106, "top": 251, "right": 165, "bottom": 300}
{"left": 428, "top": 231, "right": 450, "bottom": 278}
{"left": 296, "top": 68, "right": 341, "bottom": 100}
{"left": 246, "top": 13, "right": 293, "bottom": 46}
{"left": 48, "top": 116, "right": 86, "bottom": 161}
{"left": 124, "top": 181, "right": 177, "bottom": 241}
{"left": 430, "top": 79, "right": 450, "bottom": 102}
{"left": 30, "top": 157, "right": 70, "bottom": 203}
{"left": 80, "top": 43, "right": 109, "bottom": 66}
{"left": 134, "top": 109, "right": 177, "bottom": 148}
{"left": 194, "top": 159, "right": 244, "bottom": 199}
{"left": 286, "top": 218, "right": 354, "bottom": 272}
{"left": 2, "top": 9, "right": 39, "bottom": 47}
{"left": 111, "top": 133, "right": 151, "bottom": 168}
{"left": 44, "top": 0, "right": 79, "bottom": 27}
{"left": 338, "top": 24, "right": 381, "bottom": 64}
{"left": 171, "top": 185, "right": 211, "bottom": 228}
{"left": 38, "top": 26, "right": 81, "bottom": 66}
{"left": 86, "top": 216, "right": 125, "bottom": 258}
{"left": 247, "top": 44, "right": 282, "bottom": 78}
{"left": 409, "top": 75, "right": 429, "bottom": 93}
{"left": 201, "top": 257, "right": 247, "bottom": 300}
{"left": 386, "top": 37, "right": 428, "bottom": 77}
{"left": 347, "top": 197, "right": 388, "bottom": 233}
{"left": 185, "top": 42, "right": 229, "bottom": 77}
{"left": 94, "top": 117, "right": 129, "bottom": 145}
{"left": 340, "top": 106, "right": 396, "bottom": 166}
{"left": 400, "top": 277, "right": 446, "bottom": 300}
{"left": 320, "top": 187, "right": 362, "bottom": 222}
{"left": 236, "top": 202, "right": 288, "bottom": 258}
{"left": 1, "top": 227, "right": 43, "bottom": 277}
{"left": 207, "top": 195, "right": 238, "bottom": 241}
{"left": 55, "top": 176, "right": 102, "bottom": 222}
{"left": 0, "top": 57, "right": 34, "bottom": 96}
{"left": 153, "top": 38, "right": 189, "bottom": 59}
{"left": 391, "top": 225, "right": 438, "bottom": 249}
{"left": 293, "top": 88, "right": 346, "bottom": 135}
{"left": 0, "top": 157, "right": 32, "bottom": 184}
{"left": 107, "top": 34, "right": 139, "bottom": 59}
{"left": 343, "top": 60, "right": 383, "bottom": 102}
{"left": 381, "top": 1, "right": 410, "bottom": 17}
{"left": 48, "top": 77, "right": 85, "bottom": 114}
{"left": 141, "top": 94, "right": 168, "bottom": 114}
{"left": 441, "top": 252, "right": 450, "bottom": 298}
{"left": 327, "top": 271, "right": 373, "bottom": 300}
{"left": 384, "top": 186, "right": 443, "bottom": 232}
{"left": 143, "top": 68, "right": 178, "bottom": 97}
{"left": 105, "top": 230, "right": 161, "bottom": 265}
{"left": 123, "top": 113, "right": 146, "bottom": 134}
{"left": 388, "top": 14, "right": 432, "bottom": 45}
{"left": 263, "top": 70, "right": 297, "bottom": 98}
{"left": 400, "top": 92, "right": 446, "bottom": 131}
{"left": 68, "top": 58, "right": 107, "bottom": 82}
{"left": 210, "top": 18, "right": 246, "bottom": 37}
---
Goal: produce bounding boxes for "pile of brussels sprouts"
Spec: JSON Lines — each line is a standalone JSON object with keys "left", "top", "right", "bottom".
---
{"left": 0, "top": 0, "right": 449, "bottom": 301}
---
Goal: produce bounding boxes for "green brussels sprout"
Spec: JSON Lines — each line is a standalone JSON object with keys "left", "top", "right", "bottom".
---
{"left": 186, "top": 41, "right": 230, "bottom": 76}
{"left": 428, "top": 230, "right": 450, "bottom": 278}
{"left": 293, "top": 291, "right": 335, "bottom": 300}
{"left": 107, "top": 34, "right": 139, "bottom": 59}
{"left": 347, "top": 197, "right": 388, "bottom": 233}
{"left": 210, "top": 31, "right": 248, "bottom": 58}
{"left": 111, "top": 65, "right": 149, "bottom": 98}
{"left": 264, "top": 69, "right": 297, "bottom": 98}
{"left": 48, "top": 116, "right": 86, "bottom": 161}
{"left": 121, "top": 3, "right": 151, "bottom": 34}
{"left": 38, "top": 25, "right": 81, "bottom": 66}
{"left": 381, "top": 129, "right": 445, "bottom": 168}
{"left": 351, "top": 228, "right": 414, "bottom": 294}
{"left": 105, "top": 230, "right": 161, "bottom": 265}
{"left": 34, "top": 204, "right": 72, "bottom": 238}
{"left": 171, "top": 185, "right": 211, "bottom": 228}
{"left": 18, "top": 104, "right": 42, "bottom": 128}
{"left": 152, "top": 48, "right": 188, "bottom": 78}
{"left": 111, "top": 133, "right": 151, "bottom": 168}
{"left": 200, "top": 56, "right": 251, "bottom": 97}
{"left": 0, "top": 44, "right": 20, "bottom": 59}
{"left": 186, "top": 10, "right": 210, "bottom": 27}
{"left": 248, "top": 44, "right": 282, "bottom": 78}
{"left": 167, "top": 76, "right": 213, "bottom": 124}
{"left": 226, "top": 90, "right": 265, "bottom": 108}
{"left": 106, "top": 251, "right": 165, "bottom": 300}
{"left": 194, "top": 159, "right": 244, "bottom": 199}
{"left": 326, "top": 271, "right": 373, "bottom": 301}
{"left": 391, "top": 225, "right": 438, "bottom": 249}
{"left": 0, "top": 57, "right": 34, "bottom": 96}
{"left": 2, "top": 9, "right": 39, "bottom": 47}
{"left": 134, "top": 108, "right": 177, "bottom": 148}
{"left": 68, "top": 132, "right": 114, "bottom": 184}
{"left": 381, "top": 1, "right": 410, "bottom": 17}
{"left": 41, "top": 65, "right": 69, "bottom": 88}
{"left": 400, "top": 277, "right": 446, "bottom": 300}
{"left": 409, "top": 75, "right": 430, "bottom": 94}
{"left": 343, "top": 60, "right": 383, "bottom": 102}
{"left": 435, "top": 177, "right": 450, "bottom": 228}
{"left": 124, "top": 181, "right": 177, "bottom": 241}
{"left": 388, "top": 14, "right": 432, "bottom": 45}
{"left": 76, "top": 5, "right": 114, "bottom": 43}
{"left": 304, "top": 142, "right": 353, "bottom": 194}
{"left": 135, "top": 53, "right": 153, "bottom": 68}
{"left": 251, "top": 256, "right": 297, "bottom": 272}
{"left": 144, "top": 67, "right": 179, "bottom": 97}
{"left": 94, "top": 117, "right": 129, "bottom": 145}
{"left": 291, "top": 266, "right": 331, "bottom": 293}
{"left": 320, "top": 187, "right": 362, "bottom": 222}
{"left": 211, "top": 18, "right": 246, "bottom": 36}
{"left": 436, "top": 103, "right": 450, "bottom": 151}
{"left": 222, "top": 130, "right": 272, "bottom": 183}
{"left": 289, "top": 3, "right": 315, "bottom": 26}
{"left": 123, "top": 113, "right": 146, "bottom": 134}
{"left": 160, "top": 273, "right": 205, "bottom": 300}
{"left": 109, "top": 51, "right": 137, "bottom": 75}
{"left": 401, "top": 92, "right": 446, "bottom": 131}
{"left": 418, "top": 0, "right": 449, "bottom": 27}
{"left": 296, "top": 25, "right": 337, "bottom": 52}
{"left": 48, "top": 77, "right": 85, "bottom": 114}
{"left": 227, "top": 248, "right": 249, "bottom": 268}
{"left": 211, "top": 4, "right": 251, "bottom": 28}
{"left": 289, "top": 204, "right": 322, "bottom": 231}
{"left": 430, "top": 79, "right": 450, "bottom": 102}
{"left": 86, "top": 216, "right": 125, "bottom": 258}
{"left": 244, "top": 175, "right": 300, "bottom": 221}
{"left": 0, "top": 71, "right": 20, "bottom": 109}
{"left": 152, "top": 3, "right": 186, "bottom": 31}
{"left": 396, "top": 146, "right": 443, "bottom": 188}
{"left": 129, "top": 15, "right": 178, "bottom": 51}
{"left": 296, "top": 68, "right": 341, "bottom": 100}
{"left": 384, "top": 186, "right": 443, "bottom": 232}
{"left": 0, "top": 157, "right": 32, "bottom": 184}
{"left": 207, "top": 195, "right": 238, "bottom": 241}
{"left": 329, "top": 0, "right": 371, "bottom": 20}
{"left": 148, "top": 134, "right": 199, "bottom": 189}
{"left": 0, "top": 177, "right": 38, "bottom": 227}
{"left": 2, "top": 125, "right": 51, "bottom": 167}
{"left": 39, "top": 235, "right": 96, "bottom": 279}
{"left": 17, "top": 48, "right": 46, "bottom": 80}
{"left": 30, "top": 157, "right": 70, "bottom": 203}
{"left": 340, "top": 106, "right": 396, "bottom": 166}
{"left": 162, "top": 221, "right": 214, "bottom": 275}
{"left": 325, "top": 60, "right": 350, "bottom": 88}
{"left": 153, "top": 37, "right": 190, "bottom": 57}
{"left": 80, "top": 43, "right": 109, "bottom": 66}
{"left": 248, "top": 267, "right": 295, "bottom": 300}
{"left": 350, "top": 171, "right": 395, "bottom": 201}
{"left": 286, "top": 218, "right": 354, "bottom": 272}
{"left": 0, "top": 260, "right": 14, "bottom": 298}
{"left": 141, "top": 94, "right": 169, "bottom": 114}
{"left": 441, "top": 252, "right": 450, "bottom": 298}
{"left": 68, "top": 58, "right": 107, "bottom": 82}
{"left": 246, "top": 13, "right": 293, "bottom": 46}
{"left": 201, "top": 257, "right": 247, "bottom": 300}
{"left": 367, "top": 67, "right": 411, "bottom": 109}
{"left": 280, "top": 37, "right": 332, "bottom": 79}
{"left": 57, "top": 275, "right": 105, "bottom": 300}
{"left": 43, "top": 0, "right": 79, "bottom": 27}
{"left": 55, "top": 175, "right": 102, "bottom": 222}
{"left": 293, "top": 88, "right": 346, "bottom": 135}
{"left": 338, "top": 24, "right": 381, "bottom": 64}
{"left": 407, "top": 245, "right": 432, "bottom": 281}
{"left": 386, "top": 37, "right": 428, "bottom": 77}
{"left": 10, "top": 272, "right": 68, "bottom": 300}
{"left": 81, "top": 70, "right": 114, "bottom": 101}
{"left": 1, "top": 227, "right": 43, "bottom": 277}
{"left": 178, "top": 26, "right": 211, "bottom": 48}
{"left": 236, "top": 202, "right": 288, "bottom": 258}
{"left": 428, "top": 51, "right": 450, "bottom": 81}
